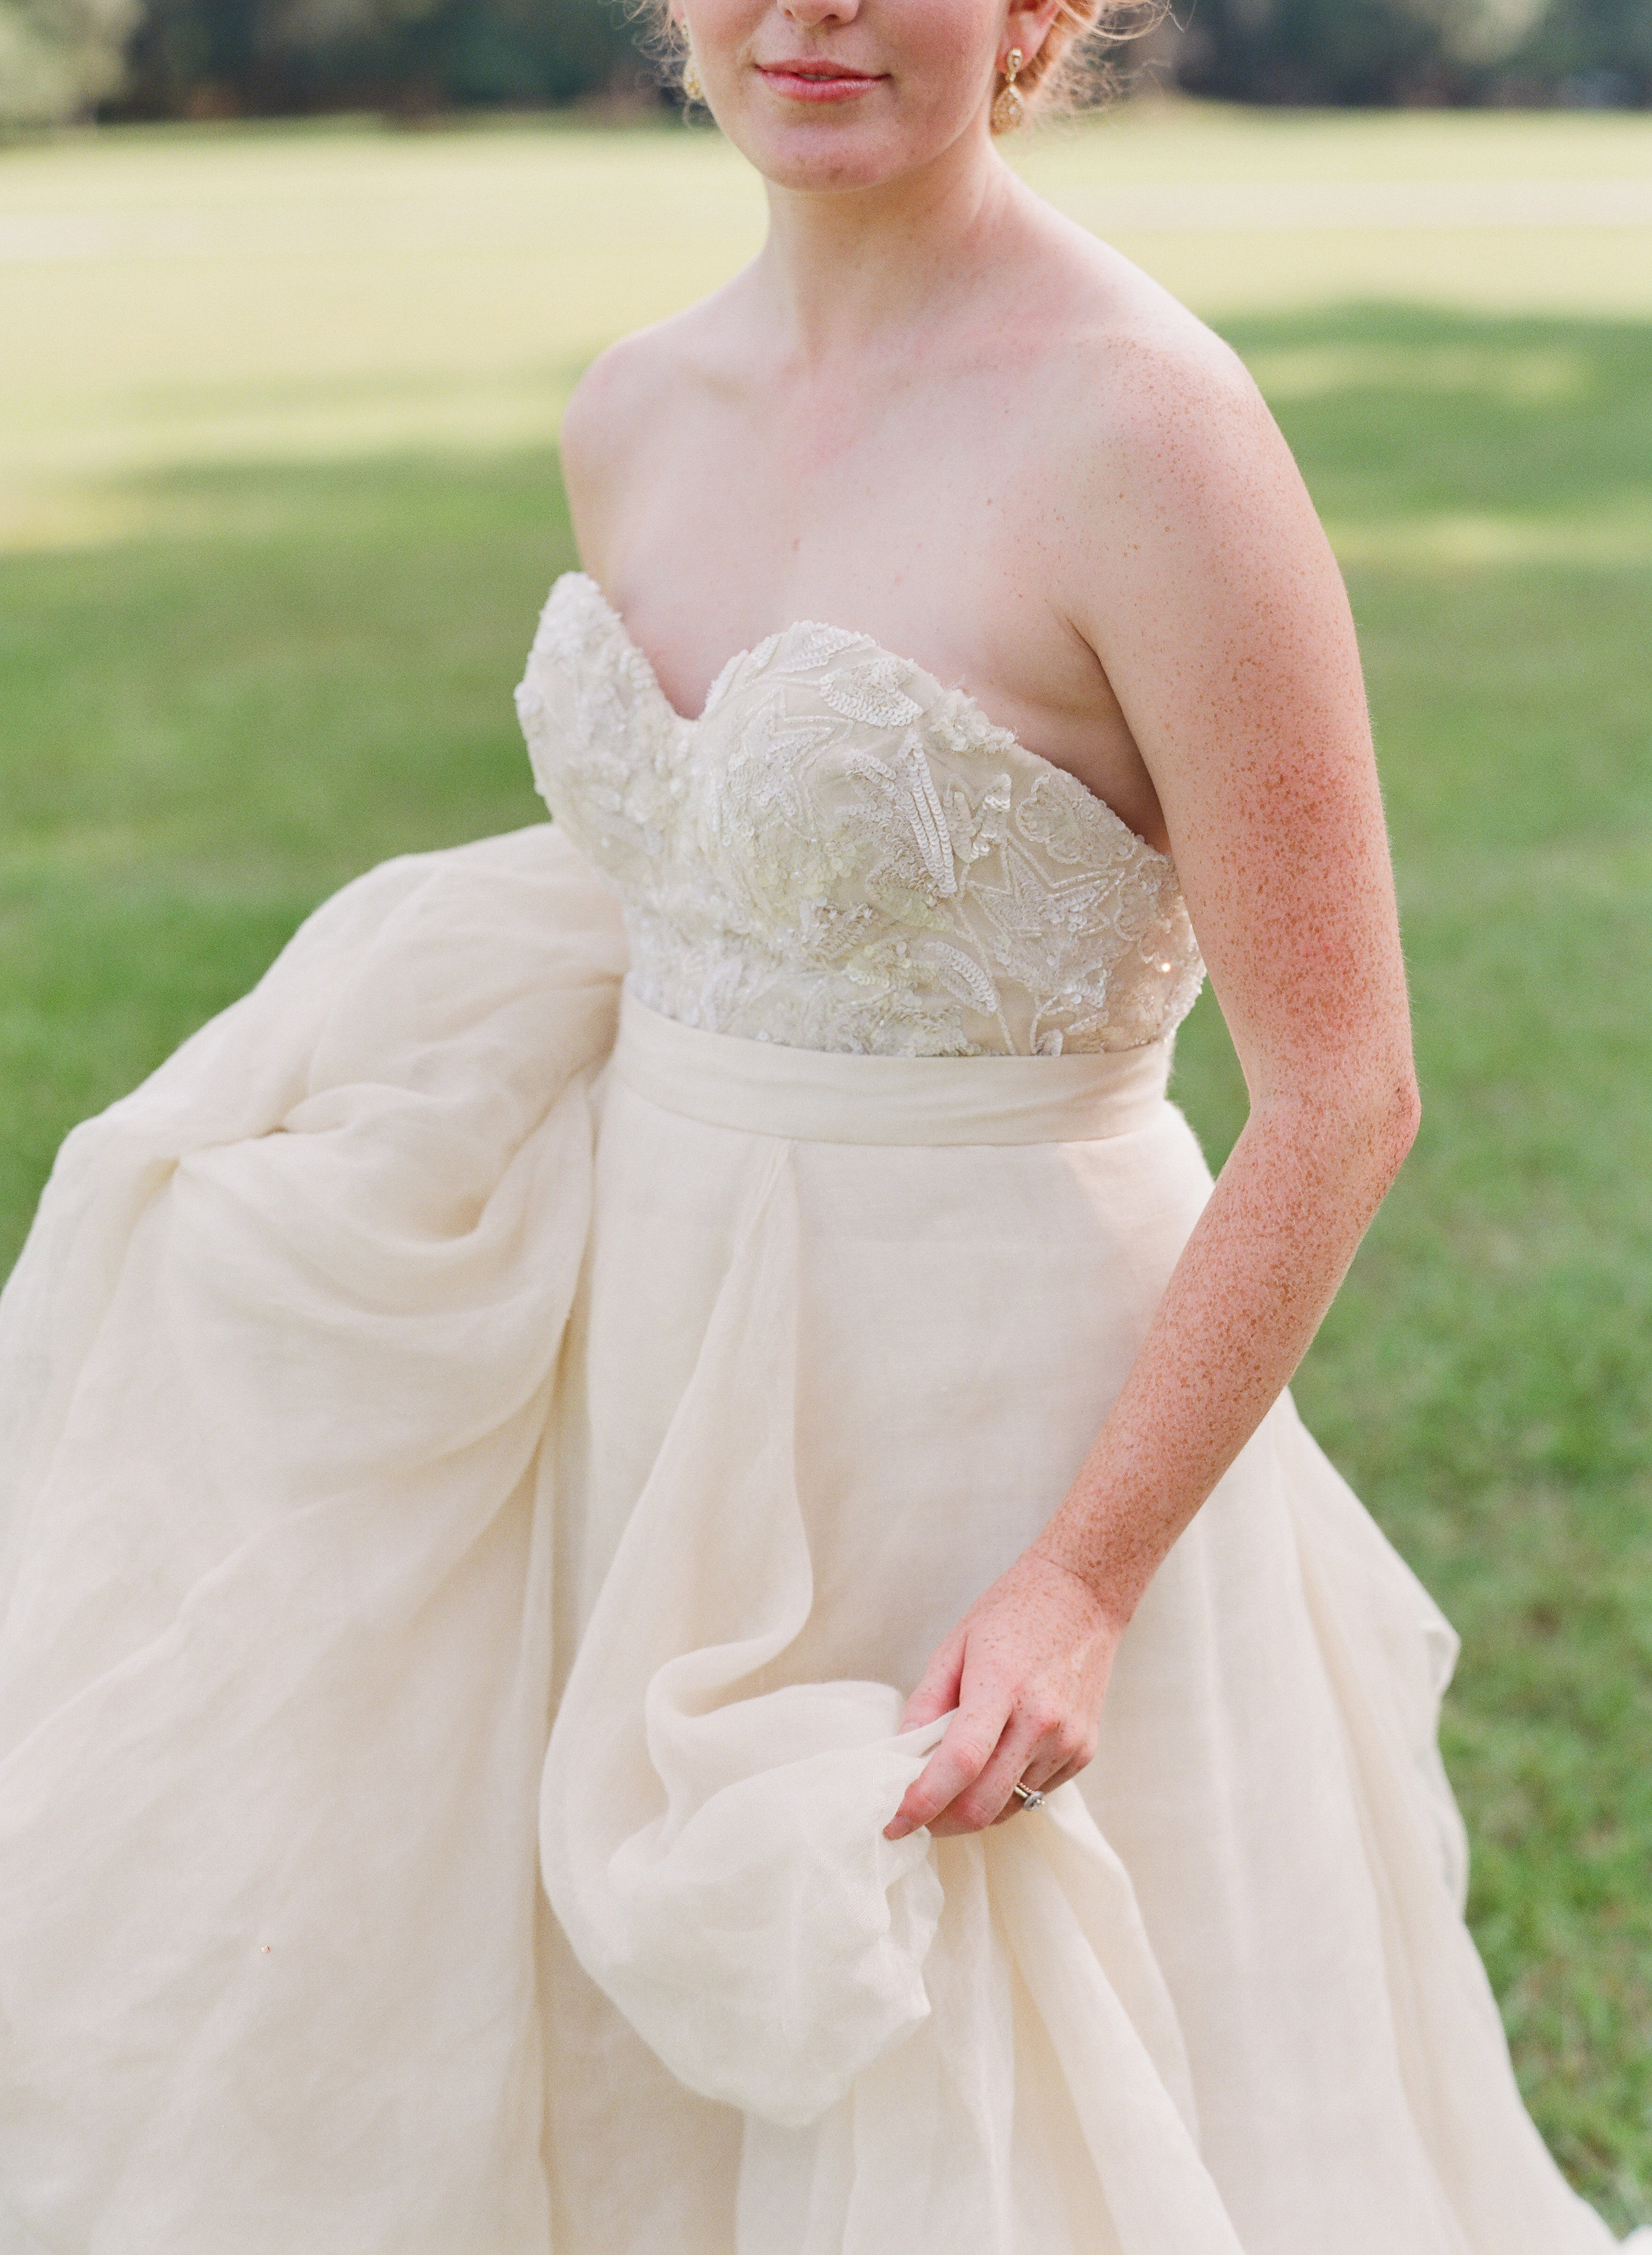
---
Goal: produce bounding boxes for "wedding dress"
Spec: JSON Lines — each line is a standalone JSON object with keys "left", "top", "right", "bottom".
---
{"left": 0, "top": 568, "right": 1638, "bottom": 2254}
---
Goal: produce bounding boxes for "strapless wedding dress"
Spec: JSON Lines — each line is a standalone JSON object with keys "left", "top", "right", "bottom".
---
{"left": 0, "top": 571, "right": 1636, "bottom": 2254}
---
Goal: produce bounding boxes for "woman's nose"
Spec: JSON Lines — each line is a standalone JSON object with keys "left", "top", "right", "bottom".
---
{"left": 776, "top": 0, "right": 863, "bottom": 26}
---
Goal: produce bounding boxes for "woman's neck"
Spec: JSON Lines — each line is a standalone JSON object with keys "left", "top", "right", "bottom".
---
{"left": 754, "top": 137, "right": 1022, "bottom": 365}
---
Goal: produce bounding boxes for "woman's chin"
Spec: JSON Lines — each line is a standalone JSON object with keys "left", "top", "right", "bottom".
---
{"left": 730, "top": 118, "right": 963, "bottom": 198}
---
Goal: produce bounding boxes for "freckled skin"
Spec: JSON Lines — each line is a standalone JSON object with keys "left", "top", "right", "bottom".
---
{"left": 563, "top": 0, "right": 1420, "bottom": 1842}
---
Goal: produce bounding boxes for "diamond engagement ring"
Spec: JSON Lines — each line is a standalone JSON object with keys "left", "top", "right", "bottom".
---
{"left": 1011, "top": 1781, "right": 1047, "bottom": 1812}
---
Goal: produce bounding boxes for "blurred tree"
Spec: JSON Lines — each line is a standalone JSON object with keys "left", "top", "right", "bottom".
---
{"left": 1174, "top": 0, "right": 1649, "bottom": 100}
{"left": 1, "top": 0, "right": 141, "bottom": 122}
{"left": 116, "top": 0, "right": 653, "bottom": 115}
{"left": 1514, "top": 0, "right": 1652, "bottom": 97}
{"left": 43, "top": 0, "right": 1648, "bottom": 120}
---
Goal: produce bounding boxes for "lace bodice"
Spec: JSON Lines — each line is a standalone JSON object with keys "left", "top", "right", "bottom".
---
{"left": 514, "top": 573, "right": 1204, "bottom": 1059}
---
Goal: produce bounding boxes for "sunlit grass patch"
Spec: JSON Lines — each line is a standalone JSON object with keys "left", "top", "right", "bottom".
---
{"left": 3, "top": 104, "right": 1651, "bottom": 552}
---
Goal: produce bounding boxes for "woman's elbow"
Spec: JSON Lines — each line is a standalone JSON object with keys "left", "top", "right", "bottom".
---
{"left": 1271, "top": 1063, "right": 1420, "bottom": 1183}
{"left": 1369, "top": 1066, "right": 1421, "bottom": 1183}
{"left": 1392, "top": 1069, "right": 1422, "bottom": 1163}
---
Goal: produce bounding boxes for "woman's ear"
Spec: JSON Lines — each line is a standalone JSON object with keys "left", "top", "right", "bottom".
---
{"left": 1005, "top": 0, "right": 1072, "bottom": 68}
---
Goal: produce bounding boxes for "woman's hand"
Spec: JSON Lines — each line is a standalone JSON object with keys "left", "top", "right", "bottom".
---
{"left": 883, "top": 1551, "right": 1127, "bottom": 1841}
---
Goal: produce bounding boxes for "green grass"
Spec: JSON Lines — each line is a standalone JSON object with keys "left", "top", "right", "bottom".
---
{"left": 0, "top": 455, "right": 560, "bottom": 1243}
{"left": 1, "top": 114, "right": 1650, "bottom": 2227}
{"left": 3, "top": 101, "right": 1651, "bottom": 538}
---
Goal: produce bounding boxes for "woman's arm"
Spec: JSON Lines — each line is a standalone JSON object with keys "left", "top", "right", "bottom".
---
{"left": 887, "top": 338, "right": 1419, "bottom": 1840}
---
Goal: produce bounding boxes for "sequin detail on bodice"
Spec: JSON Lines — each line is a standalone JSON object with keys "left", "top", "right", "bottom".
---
{"left": 514, "top": 573, "right": 1204, "bottom": 1058}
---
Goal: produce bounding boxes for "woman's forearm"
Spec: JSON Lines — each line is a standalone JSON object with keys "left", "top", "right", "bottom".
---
{"left": 886, "top": 1067, "right": 1421, "bottom": 1841}
{"left": 1032, "top": 1073, "right": 1420, "bottom": 1621}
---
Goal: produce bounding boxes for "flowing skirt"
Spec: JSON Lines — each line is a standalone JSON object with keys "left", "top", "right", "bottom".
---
{"left": 0, "top": 825, "right": 1631, "bottom": 2254}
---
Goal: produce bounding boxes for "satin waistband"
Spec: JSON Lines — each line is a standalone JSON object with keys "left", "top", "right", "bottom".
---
{"left": 609, "top": 990, "right": 1174, "bottom": 1146}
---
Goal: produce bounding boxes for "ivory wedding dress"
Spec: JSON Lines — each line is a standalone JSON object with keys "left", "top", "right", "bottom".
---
{"left": 0, "top": 570, "right": 1638, "bottom": 2254}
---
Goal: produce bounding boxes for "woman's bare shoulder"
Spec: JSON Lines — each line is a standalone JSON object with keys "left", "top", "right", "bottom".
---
{"left": 1032, "top": 215, "right": 1271, "bottom": 470}
{"left": 561, "top": 315, "right": 687, "bottom": 471}
{"left": 1019, "top": 217, "right": 1318, "bottom": 600}
{"left": 559, "top": 289, "right": 746, "bottom": 569}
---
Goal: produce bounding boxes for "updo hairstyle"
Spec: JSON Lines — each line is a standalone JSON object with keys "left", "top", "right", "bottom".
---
{"left": 996, "top": 1, "right": 1139, "bottom": 128}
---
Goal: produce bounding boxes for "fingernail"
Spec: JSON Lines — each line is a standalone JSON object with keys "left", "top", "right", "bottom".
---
{"left": 885, "top": 1819, "right": 909, "bottom": 1840}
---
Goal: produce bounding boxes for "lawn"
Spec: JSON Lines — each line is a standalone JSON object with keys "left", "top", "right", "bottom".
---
{"left": 2, "top": 106, "right": 1650, "bottom": 2227}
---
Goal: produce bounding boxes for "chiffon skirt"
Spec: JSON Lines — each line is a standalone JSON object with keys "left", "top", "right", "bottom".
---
{"left": 0, "top": 825, "right": 1630, "bottom": 2254}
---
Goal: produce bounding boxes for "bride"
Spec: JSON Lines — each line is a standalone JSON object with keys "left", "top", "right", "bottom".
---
{"left": 0, "top": 3, "right": 1641, "bottom": 2251}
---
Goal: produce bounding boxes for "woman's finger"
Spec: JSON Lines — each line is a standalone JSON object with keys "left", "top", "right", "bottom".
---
{"left": 884, "top": 1686, "right": 1011, "bottom": 1839}
{"left": 927, "top": 1711, "right": 1055, "bottom": 1836}
{"left": 897, "top": 1631, "right": 966, "bottom": 1734}
{"left": 989, "top": 1746, "right": 1069, "bottom": 1822}
{"left": 1001, "top": 1725, "right": 1100, "bottom": 1810}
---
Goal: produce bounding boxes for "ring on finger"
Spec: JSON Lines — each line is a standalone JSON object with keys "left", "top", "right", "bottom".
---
{"left": 1010, "top": 1779, "right": 1048, "bottom": 1812}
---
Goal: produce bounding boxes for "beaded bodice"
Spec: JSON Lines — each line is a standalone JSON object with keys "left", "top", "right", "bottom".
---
{"left": 514, "top": 572, "right": 1204, "bottom": 1059}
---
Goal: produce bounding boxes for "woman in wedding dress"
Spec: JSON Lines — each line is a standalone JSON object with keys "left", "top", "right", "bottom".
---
{"left": 0, "top": 4, "right": 1643, "bottom": 2252}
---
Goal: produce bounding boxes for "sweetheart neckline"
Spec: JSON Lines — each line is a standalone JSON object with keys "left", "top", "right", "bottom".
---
{"left": 558, "top": 572, "right": 1172, "bottom": 869}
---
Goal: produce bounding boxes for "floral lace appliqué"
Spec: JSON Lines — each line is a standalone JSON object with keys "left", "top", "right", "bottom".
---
{"left": 514, "top": 573, "right": 1205, "bottom": 1060}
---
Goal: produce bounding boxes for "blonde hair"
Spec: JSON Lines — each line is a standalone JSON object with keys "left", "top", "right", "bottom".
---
{"left": 1001, "top": 1, "right": 1152, "bottom": 126}
{"left": 638, "top": 3, "right": 1159, "bottom": 125}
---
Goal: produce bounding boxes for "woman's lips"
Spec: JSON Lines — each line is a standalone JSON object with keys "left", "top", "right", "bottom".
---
{"left": 757, "top": 61, "right": 885, "bottom": 102}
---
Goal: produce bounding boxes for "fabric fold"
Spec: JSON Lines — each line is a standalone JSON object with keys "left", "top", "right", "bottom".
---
{"left": 540, "top": 1138, "right": 949, "bottom": 2128}
{"left": 0, "top": 827, "right": 625, "bottom": 2252}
